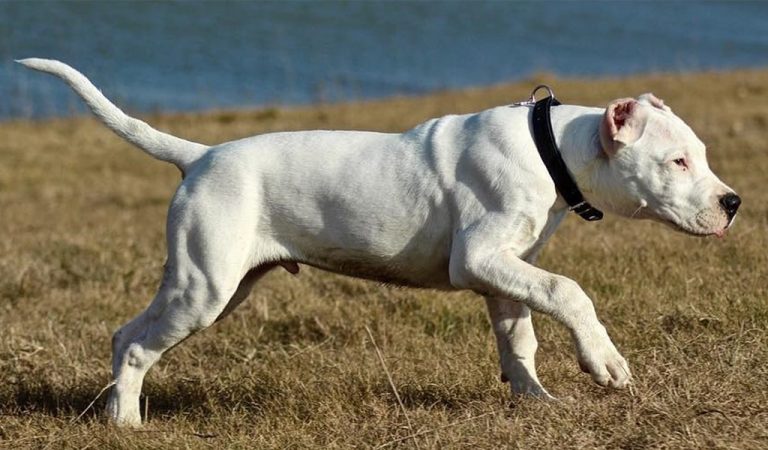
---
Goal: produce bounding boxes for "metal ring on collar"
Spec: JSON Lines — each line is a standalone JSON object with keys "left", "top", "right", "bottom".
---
{"left": 529, "top": 85, "right": 555, "bottom": 103}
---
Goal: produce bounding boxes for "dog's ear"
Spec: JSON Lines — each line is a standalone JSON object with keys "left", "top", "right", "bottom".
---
{"left": 637, "top": 92, "right": 671, "bottom": 112}
{"left": 599, "top": 98, "right": 650, "bottom": 156}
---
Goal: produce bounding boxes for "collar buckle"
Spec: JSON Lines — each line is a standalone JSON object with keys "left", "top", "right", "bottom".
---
{"left": 570, "top": 202, "right": 604, "bottom": 221}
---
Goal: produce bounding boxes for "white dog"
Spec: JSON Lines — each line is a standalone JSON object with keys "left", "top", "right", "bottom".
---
{"left": 19, "top": 59, "right": 740, "bottom": 426}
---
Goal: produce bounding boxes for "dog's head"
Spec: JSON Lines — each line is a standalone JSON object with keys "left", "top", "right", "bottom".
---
{"left": 597, "top": 93, "right": 739, "bottom": 237}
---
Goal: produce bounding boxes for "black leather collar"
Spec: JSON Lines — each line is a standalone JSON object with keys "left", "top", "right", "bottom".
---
{"left": 530, "top": 86, "right": 603, "bottom": 221}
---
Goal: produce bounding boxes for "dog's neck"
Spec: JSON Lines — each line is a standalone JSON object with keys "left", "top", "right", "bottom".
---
{"left": 550, "top": 106, "right": 630, "bottom": 216}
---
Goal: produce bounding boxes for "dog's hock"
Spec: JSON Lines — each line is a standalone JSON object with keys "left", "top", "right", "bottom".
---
{"left": 599, "top": 98, "right": 650, "bottom": 156}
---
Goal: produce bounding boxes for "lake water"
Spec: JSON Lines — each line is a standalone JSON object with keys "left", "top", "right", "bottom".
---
{"left": 2, "top": 1, "right": 767, "bottom": 119}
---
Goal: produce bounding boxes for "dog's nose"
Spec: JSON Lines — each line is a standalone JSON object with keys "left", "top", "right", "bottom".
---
{"left": 719, "top": 193, "right": 741, "bottom": 218}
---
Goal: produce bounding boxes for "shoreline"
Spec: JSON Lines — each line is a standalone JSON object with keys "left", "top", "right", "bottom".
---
{"left": 4, "top": 66, "right": 768, "bottom": 127}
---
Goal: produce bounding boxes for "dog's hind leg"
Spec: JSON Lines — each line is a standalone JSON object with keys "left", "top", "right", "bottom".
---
{"left": 107, "top": 263, "right": 256, "bottom": 384}
{"left": 106, "top": 202, "right": 268, "bottom": 426}
{"left": 106, "top": 268, "right": 243, "bottom": 426}
{"left": 111, "top": 261, "right": 295, "bottom": 371}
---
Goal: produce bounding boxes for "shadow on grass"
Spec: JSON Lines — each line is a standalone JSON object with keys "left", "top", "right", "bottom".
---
{"left": 0, "top": 376, "right": 279, "bottom": 420}
{"left": 2, "top": 371, "right": 492, "bottom": 420}
{"left": 390, "top": 383, "right": 490, "bottom": 410}
{"left": 141, "top": 380, "right": 280, "bottom": 419}
{"left": 0, "top": 379, "right": 101, "bottom": 418}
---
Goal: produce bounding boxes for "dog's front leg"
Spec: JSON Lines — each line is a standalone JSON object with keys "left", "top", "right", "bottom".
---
{"left": 485, "top": 214, "right": 564, "bottom": 399}
{"left": 485, "top": 297, "right": 554, "bottom": 398}
{"left": 451, "top": 226, "right": 631, "bottom": 389}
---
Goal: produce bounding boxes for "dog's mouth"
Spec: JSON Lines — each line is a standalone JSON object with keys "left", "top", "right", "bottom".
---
{"left": 665, "top": 217, "right": 731, "bottom": 238}
{"left": 649, "top": 205, "right": 734, "bottom": 239}
{"left": 709, "top": 214, "right": 738, "bottom": 238}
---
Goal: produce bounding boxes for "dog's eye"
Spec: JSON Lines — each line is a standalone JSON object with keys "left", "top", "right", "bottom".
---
{"left": 673, "top": 158, "right": 688, "bottom": 169}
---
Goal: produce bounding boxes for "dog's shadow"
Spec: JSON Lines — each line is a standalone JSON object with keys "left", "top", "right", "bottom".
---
{"left": 4, "top": 375, "right": 486, "bottom": 421}
{"left": 395, "top": 383, "right": 490, "bottom": 410}
{"left": 1, "top": 378, "right": 104, "bottom": 418}
{"left": 1, "top": 377, "right": 278, "bottom": 421}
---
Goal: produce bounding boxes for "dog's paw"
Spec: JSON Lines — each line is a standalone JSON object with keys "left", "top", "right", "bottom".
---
{"left": 106, "top": 391, "right": 143, "bottom": 428}
{"left": 508, "top": 381, "right": 557, "bottom": 400}
{"left": 574, "top": 328, "right": 631, "bottom": 389}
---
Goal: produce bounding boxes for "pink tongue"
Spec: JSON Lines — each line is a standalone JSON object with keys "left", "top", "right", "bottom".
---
{"left": 714, "top": 229, "right": 725, "bottom": 238}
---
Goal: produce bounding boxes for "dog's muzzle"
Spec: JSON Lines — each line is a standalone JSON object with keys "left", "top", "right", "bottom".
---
{"left": 719, "top": 192, "right": 742, "bottom": 221}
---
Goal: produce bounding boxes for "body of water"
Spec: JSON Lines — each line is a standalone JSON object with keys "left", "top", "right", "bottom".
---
{"left": 2, "top": 1, "right": 767, "bottom": 119}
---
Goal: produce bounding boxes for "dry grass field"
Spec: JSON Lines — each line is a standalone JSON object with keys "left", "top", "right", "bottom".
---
{"left": 1, "top": 69, "right": 767, "bottom": 449}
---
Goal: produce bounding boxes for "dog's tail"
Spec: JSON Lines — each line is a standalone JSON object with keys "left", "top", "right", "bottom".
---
{"left": 16, "top": 58, "right": 208, "bottom": 171}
